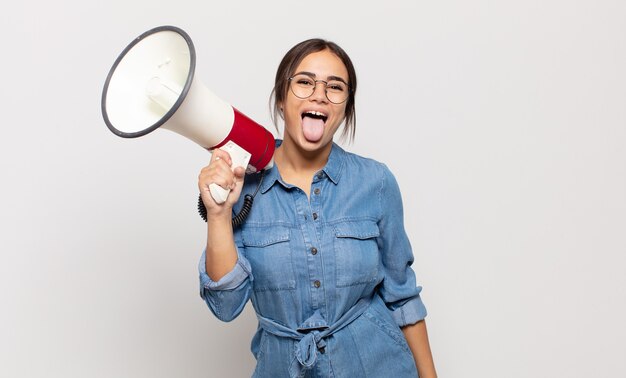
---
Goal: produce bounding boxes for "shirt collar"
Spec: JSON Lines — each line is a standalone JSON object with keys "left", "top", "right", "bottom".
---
{"left": 260, "top": 140, "right": 345, "bottom": 194}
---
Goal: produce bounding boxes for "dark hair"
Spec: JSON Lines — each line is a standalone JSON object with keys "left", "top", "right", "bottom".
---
{"left": 270, "top": 38, "right": 357, "bottom": 142}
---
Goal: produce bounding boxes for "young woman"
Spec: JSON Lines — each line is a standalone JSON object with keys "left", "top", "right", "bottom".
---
{"left": 198, "top": 39, "right": 437, "bottom": 377}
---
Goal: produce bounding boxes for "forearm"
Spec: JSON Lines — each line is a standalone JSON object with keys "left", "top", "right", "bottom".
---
{"left": 205, "top": 212, "right": 238, "bottom": 281}
{"left": 402, "top": 319, "right": 437, "bottom": 378}
{"left": 199, "top": 148, "right": 246, "bottom": 281}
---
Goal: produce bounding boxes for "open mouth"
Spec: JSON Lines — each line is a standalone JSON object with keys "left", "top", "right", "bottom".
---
{"left": 301, "top": 110, "right": 328, "bottom": 142}
{"left": 301, "top": 110, "right": 328, "bottom": 124}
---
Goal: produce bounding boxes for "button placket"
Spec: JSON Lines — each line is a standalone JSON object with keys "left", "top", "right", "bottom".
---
{"left": 304, "top": 172, "right": 325, "bottom": 308}
{"left": 296, "top": 189, "right": 325, "bottom": 308}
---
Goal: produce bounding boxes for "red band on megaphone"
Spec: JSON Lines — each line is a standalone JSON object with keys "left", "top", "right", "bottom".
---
{"left": 213, "top": 107, "right": 275, "bottom": 171}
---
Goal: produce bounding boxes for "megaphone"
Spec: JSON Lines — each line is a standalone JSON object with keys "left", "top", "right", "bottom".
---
{"left": 101, "top": 25, "right": 275, "bottom": 204}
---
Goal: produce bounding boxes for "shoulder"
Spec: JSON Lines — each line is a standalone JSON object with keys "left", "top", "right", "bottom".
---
{"left": 338, "top": 146, "right": 396, "bottom": 183}
{"left": 337, "top": 148, "right": 406, "bottom": 212}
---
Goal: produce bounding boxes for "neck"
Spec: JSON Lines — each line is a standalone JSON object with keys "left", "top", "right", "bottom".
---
{"left": 275, "top": 139, "right": 333, "bottom": 176}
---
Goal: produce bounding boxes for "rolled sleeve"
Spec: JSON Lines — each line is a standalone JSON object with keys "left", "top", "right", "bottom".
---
{"left": 198, "top": 249, "right": 253, "bottom": 322}
{"left": 198, "top": 249, "right": 251, "bottom": 291}
{"left": 390, "top": 292, "right": 428, "bottom": 327}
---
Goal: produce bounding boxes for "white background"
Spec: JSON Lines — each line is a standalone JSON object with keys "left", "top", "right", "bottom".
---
{"left": 1, "top": 1, "right": 625, "bottom": 377}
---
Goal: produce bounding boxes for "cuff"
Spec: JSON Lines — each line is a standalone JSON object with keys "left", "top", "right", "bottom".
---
{"left": 198, "top": 249, "right": 251, "bottom": 291}
{"left": 390, "top": 295, "right": 428, "bottom": 327}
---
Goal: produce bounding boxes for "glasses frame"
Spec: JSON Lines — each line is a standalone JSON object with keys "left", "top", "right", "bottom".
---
{"left": 288, "top": 75, "right": 350, "bottom": 104}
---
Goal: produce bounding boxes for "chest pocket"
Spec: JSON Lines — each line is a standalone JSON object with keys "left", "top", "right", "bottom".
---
{"left": 333, "top": 220, "right": 380, "bottom": 287}
{"left": 242, "top": 226, "right": 296, "bottom": 291}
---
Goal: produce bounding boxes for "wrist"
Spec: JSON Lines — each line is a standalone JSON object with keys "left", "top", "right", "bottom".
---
{"left": 206, "top": 209, "right": 232, "bottom": 223}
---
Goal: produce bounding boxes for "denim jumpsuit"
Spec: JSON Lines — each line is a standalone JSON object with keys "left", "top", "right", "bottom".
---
{"left": 199, "top": 141, "right": 427, "bottom": 377}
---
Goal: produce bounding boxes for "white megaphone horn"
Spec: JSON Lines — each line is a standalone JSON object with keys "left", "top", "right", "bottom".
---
{"left": 101, "top": 25, "right": 275, "bottom": 204}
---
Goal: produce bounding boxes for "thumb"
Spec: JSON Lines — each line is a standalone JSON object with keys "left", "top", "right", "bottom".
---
{"left": 233, "top": 166, "right": 246, "bottom": 180}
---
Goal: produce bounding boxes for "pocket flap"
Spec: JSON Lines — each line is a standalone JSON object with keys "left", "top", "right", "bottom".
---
{"left": 242, "top": 226, "right": 291, "bottom": 247}
{"left": 334, "top": 220, "right": 380, "bottom": 239}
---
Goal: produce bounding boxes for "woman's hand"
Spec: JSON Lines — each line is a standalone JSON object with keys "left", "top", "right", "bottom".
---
{"left": 198, "top": 148, "right": 246, "bottom": 218}
{"left": 199, "top": 148, "right": 246, "bottom": 281}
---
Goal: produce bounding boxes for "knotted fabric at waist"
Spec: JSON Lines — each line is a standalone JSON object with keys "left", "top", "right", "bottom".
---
{"left": 256, "top": 294, "right": 374, "bottom": 376}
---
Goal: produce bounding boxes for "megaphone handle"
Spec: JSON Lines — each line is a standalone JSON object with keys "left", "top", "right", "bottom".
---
{"left": 209, "top": 141, "right": 252, "bottom": 204}
{"left": 209, "top": 183, "right": 231, "bottom": 204}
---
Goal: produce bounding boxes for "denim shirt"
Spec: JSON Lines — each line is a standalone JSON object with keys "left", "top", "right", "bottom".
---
{"left": 199, "top": 141, "right": 427, "bottom": 377}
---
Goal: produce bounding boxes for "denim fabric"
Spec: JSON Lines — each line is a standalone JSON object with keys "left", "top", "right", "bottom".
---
{"left": 199, "top": 141, "right": 427, "bottom": 377}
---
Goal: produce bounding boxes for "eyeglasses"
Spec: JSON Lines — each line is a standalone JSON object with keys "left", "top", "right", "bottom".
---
{"left": 288, "top": 74, "right": 350, "bottom": 104}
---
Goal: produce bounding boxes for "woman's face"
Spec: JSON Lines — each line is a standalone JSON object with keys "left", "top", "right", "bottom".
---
{"left": 280, "top": 49, "right": 349, "bottom": 155}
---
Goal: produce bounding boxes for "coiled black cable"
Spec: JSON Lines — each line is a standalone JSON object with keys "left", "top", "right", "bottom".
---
{"left": 197, "top": 170, "right": 265, "bottom": 228}
{"left": 231, "top": 194, "right": 254, "bottom": 227}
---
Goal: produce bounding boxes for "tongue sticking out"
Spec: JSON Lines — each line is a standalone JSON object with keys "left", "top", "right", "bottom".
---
{"left": 302, "top": 116, "right": 325, "bottom": 142}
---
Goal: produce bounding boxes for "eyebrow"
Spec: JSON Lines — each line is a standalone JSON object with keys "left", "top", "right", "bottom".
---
{"left": 294, "top": 71, "right": 349, "bottom": 85}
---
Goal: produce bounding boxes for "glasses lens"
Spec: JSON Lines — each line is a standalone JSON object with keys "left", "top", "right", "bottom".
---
{"left": 325, "top": 80, "right": 348, "bottom": 104}
{"left": 289, "top": 74, "right": 350, "bottom": 104}
{"left": 290, "top": 75, "right": 316, "bottom": 99}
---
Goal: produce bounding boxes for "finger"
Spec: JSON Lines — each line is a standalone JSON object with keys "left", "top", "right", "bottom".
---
{"left": 210, "top": 148, "right": 233, "bottom": 166}
{"left": 203, "top": 166, "right": 237, "bottom": 190}
{"left": 233, "top": 166, "right": 246, "bottom": 179}
{"left": 199, "top": 162, "right": 231, "bottom": 182}
{"left": 203, "top": 174, "right": 233, "bottom": 192}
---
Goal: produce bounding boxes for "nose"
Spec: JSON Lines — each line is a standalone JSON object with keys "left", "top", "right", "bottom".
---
{"left": 310, "top": 81, "right": 328, "bottom": 103}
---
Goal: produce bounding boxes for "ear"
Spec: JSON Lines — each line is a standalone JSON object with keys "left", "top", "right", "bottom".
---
{"left": 277, "top": 101, "right": 284, "bottom": 117}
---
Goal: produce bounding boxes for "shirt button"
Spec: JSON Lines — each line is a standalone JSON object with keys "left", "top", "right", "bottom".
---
{"left": 311, "top": 247, "right": 318, "bottom": 255}
{"left": 314, "top": 188, "right": 321, "bottom": 195}
{"left": 313, "top": 280, "right": 321, "bottom": 288}
{"left": 316, "top": 173, "right": 323, "bottom": 180}
{"left": 312, "top": 212, "right": 318, "bottom": 220}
